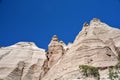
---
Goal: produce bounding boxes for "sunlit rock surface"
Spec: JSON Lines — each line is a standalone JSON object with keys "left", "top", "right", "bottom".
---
{"left": 42, "top": 18, "right": 120, "bottom": 80}
{"left": 0, "top": 18, "right": 120, "bottom": 80}
{"left": 0, "top": 42, "right": 46, "bottom": 80}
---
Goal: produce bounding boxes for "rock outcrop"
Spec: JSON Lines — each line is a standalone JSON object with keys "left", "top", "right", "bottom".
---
{"left": 48, "top": 35, "right": 65, "bottom": 68}
{"left": 0, "top": 42, "right": 46, "bottom": 80}
{"left": 0, "top": 18, "right": 120, "bottom": 80}
{"left": 42, "top": 18, "right": 120, "bottom": 80}
{"left": 40, "top": 35, "right": 66, "bottom": 78}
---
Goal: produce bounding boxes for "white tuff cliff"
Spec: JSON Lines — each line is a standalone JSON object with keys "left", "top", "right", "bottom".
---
{"left": 0, "top": 42, "right": 46, "bottom": 80}
{"left": 0, "top": 18, "right": 120, "bottom": 80}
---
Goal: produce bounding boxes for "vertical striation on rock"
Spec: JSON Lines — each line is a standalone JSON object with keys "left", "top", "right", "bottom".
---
{"left": 4, "top": 61, "right": 25, "bottom": 80}
{"left": 0, "top": 18, "right": 120, "bottom": 80}
{"left": 48, "top": 35, "right": 65, "bottom": 68}
{"left": 0, "top": 42, "right": 46, "bottom": 80}
{"left": 40, "top": 35, "right": 66, "bottom": 78}
{"left": 41, "top": 18, "right": 120, "bottom": 80}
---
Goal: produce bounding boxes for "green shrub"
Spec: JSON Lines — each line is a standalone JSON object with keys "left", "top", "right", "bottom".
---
{"left": 79, "top": 65, "right": 100, "bottom": 80}
{"left": 108, "top": 55, "right": 120, "bottom": 80}
{"left": 109, "top": 67, "right": 119, "bottom": 80}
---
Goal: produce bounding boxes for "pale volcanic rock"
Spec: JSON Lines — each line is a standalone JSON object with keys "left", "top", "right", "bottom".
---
{"left": 0, "top": 42, "right": 46, "bottom": 80}
{"left": 40, "top": 35, "right": 66, "bottom": 78}
{"left": 48, "top": 35, "right": 65, "bottom": 68}
{"left": 0, "top": 18, "right": 120, "bottom": 80}
{"left": 42, "top": 18, "right": 120, "bottom": 80}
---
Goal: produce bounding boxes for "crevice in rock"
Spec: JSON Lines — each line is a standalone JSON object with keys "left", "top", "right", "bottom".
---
{"left": 22, "top": 64, "right": 37, "bottom": 80}
{"left": 5, "top": 61, "right": 25, "bottom": 80}
{"left": 40, "top": 35, "right": 66, "bottom": 79}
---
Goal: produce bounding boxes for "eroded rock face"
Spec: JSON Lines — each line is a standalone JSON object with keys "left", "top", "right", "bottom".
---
{"left": 0, "top": 42, "right": 46, "bottom": 80}
{"left": 0, "top": 18, "right": 120, "bottom": 80}
{"left": 41, "top": 18, "right": 120, "bottom": 80}
{"left": 40, "top": 35, "right": 66, "bottom": 78}
{"left": 48, "top": 35, "right": 65, "bottom": 68}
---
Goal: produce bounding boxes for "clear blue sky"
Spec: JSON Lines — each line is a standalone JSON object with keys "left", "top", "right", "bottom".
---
{"left": 0, "top": 0, "right": 120, "bottom": 49}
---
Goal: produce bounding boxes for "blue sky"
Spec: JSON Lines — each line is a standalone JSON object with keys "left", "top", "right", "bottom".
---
{"left": 0, "top": 0, "right": 120, "bottom": 49}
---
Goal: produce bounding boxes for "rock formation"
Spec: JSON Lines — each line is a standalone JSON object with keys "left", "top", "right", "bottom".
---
{"left": 0, "top": 18, "right": 120, "bottom": 80}
{"left": 0, "top": 42, "right": 46, "bottom": 80}
{"left": 42, "top": 18, "right": 120, "bottom": 80}
{"left": 40, "top": 35, "right": 66, "bottom": 78}
{"left": 47, "top": 35, "right": 65, "bottom": 68}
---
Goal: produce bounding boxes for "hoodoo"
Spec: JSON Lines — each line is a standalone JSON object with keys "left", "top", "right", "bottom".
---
{"left": 0, "top": 18, "right": 120, "bottom": 80}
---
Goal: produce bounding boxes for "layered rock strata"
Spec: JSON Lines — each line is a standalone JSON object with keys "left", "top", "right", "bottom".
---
{"left": 0, "top": 42, "right": 46, "bottom": 80}
{"left": 0, "top": 18, "right": 120, "bottom": 80}
{"left": 42, "top": 18, "right": 120, "bottom": 80}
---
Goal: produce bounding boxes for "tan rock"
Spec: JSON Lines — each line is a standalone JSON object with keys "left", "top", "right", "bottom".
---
{"left": 0, "top": 18, "right": 120, "bottom": 80}
{"left": 42, "top": 18, "right": 120, "bottom": 80}
{"left": 40, "top": 35, "right": 65, "bottom": 78}
{"left": 0, "top": 42, "right": 46, "bottom": 80}
{"left": 48, "top": 35, "right": 65, "bottom": 68}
